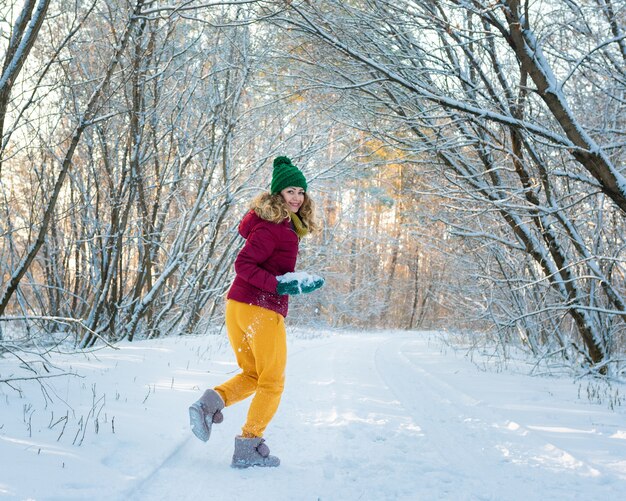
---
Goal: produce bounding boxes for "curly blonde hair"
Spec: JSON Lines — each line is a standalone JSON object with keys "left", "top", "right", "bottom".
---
{"left": 251, "top": 192, "right": 320, "bottom": 234}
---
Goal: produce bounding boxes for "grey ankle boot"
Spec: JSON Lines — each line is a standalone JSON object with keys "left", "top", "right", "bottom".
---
{"left": 189, "top": 389, "right": 224, "bottom": 442}
{"left": 231, "top": 435, "right": 280, "bottom": 468}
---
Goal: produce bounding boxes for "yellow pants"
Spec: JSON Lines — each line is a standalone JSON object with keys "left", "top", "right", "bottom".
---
{"left": 215, "top": 300, "right": 287, "bottom": 438}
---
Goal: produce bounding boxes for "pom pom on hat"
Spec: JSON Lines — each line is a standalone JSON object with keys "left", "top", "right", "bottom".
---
{"left": 271, "top": 156, "right": 308, "bottom": 194}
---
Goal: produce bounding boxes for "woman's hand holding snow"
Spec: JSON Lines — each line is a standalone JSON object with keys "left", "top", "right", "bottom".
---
{"left": 276, "top": 271, "right": 324, "bottom": 295}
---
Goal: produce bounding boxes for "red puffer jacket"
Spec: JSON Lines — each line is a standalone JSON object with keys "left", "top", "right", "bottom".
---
{"left": 226, "top": 210, "right": 299, "bottom": 317}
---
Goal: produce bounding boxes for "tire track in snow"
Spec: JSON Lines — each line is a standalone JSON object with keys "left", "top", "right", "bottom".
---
{"left": 285, "top": 334, "right": 435, "bottom": 500}
{"left": 375, "top": 335, "right": 611, "bottom": 500}
{"left": 397, "top": 338, "right": 608, "bottom": 479}
{"left": 122, "top": 436, "right": 193, "bottom": 499}
{"left": 375, "top": 336, "right": 501, "bottom": 500}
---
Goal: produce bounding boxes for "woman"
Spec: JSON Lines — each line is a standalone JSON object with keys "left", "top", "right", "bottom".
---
{"left": 189, "top": 156, "right": 323, "bottom": 468}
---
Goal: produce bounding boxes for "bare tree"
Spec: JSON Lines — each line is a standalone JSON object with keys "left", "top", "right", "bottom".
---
{"left": 0, "top": 0, "right": 146, "bottom": 318}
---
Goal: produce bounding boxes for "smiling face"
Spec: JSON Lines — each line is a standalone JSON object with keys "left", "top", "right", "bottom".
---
{"left": 280, "top": 186, "right": 306, "bottom": 213}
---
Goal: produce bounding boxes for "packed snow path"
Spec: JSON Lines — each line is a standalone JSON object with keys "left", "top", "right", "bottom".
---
{"left": 127, "top": 334, "right": 624, "bottom": 501}
{"left": 1, "top": 331, "right": 625, "bottom": 500}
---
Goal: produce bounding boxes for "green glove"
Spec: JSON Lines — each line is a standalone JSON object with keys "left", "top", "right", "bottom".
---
{"left": 276, "top": 272, "right": 325, "bottom": 295}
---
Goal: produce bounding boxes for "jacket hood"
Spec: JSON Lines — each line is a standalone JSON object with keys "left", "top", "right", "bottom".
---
{"left": 238, "top": 209, "right": 292, "bottom": 239}
{"left": 238, "top": 210, "right": 263, "bottom": 239}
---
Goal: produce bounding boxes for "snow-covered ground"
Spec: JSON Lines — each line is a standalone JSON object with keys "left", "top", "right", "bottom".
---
{"left": 1, "top": 329, "right": 625, "bottom": 500}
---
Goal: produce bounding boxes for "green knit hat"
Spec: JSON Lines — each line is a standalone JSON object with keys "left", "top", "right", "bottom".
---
{"left": 270, "top": 156, "right": 308, "bottom": 194}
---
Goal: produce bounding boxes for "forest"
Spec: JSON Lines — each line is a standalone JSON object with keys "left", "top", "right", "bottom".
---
{"left": 0, "top": 0, "right": 624, "bottom": 376}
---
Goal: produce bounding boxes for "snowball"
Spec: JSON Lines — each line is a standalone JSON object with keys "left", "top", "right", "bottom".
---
{"left": 277, "top": 271, "right": 323, "bottom": 285}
